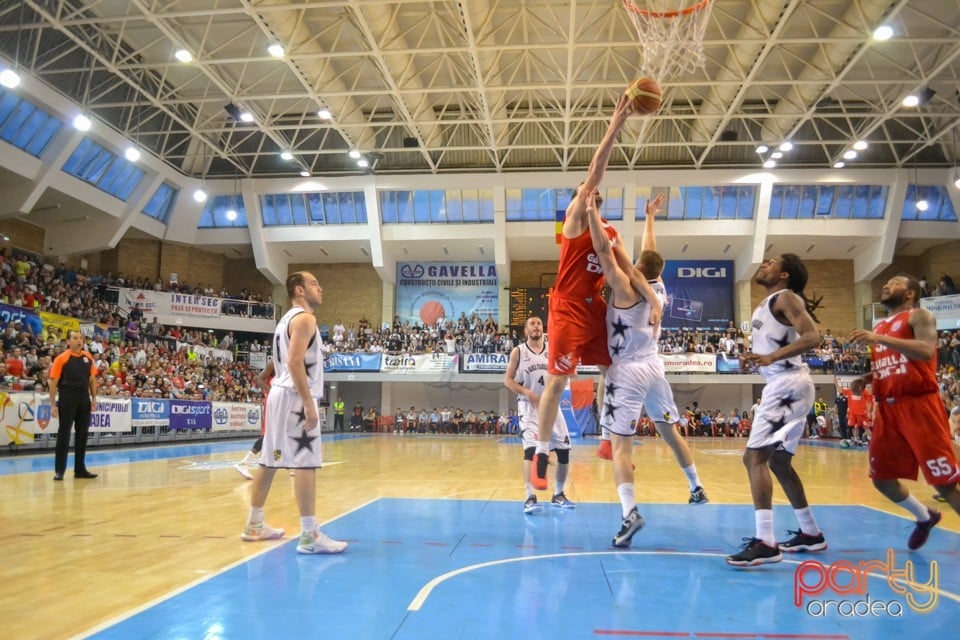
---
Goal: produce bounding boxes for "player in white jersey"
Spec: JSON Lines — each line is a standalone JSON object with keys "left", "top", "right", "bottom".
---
{"left": 505, "top": 316, "right": 574, "bottom": 514}
{"left": 586, "top": 191, "right": 707, "bottom": 548}
{"left": 727, "top": 255, "right": 826, "bottom": 567}
{"left": 240, "top": 272, "right": 346, "bottom": 555}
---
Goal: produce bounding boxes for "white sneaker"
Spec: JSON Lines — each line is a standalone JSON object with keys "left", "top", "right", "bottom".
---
{"left": 235, "top": 463, "right": 253, "bottom": 480}
{"left": 297, "top": 528, "right": 347, "bottom": 554}
{"left": 240, "top": 522, "right": 284, "bottom": 541}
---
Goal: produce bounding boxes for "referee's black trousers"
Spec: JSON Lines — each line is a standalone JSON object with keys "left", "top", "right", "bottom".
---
{"left": 55, "top": 390, "right": 92, "bottom": 475}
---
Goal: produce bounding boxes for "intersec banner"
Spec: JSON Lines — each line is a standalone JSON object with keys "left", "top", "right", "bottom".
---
{"left": 660, "top": 260, "right": 734, "bottom": 330}
{"left": 117, "top": 288, "right": 275, "bottom": 333}
{"left": 395, "top": 262, "right": 500, "bottom": 326}
{"left": 381, "top": 353, "right": 458, "bottom": 374}
{"left": 211, "top": 402, "right": 263, "bottom": 432}
{"left": 324, "top": 352, "right": 382, "bottom": 372}
{"left": 461, "top": 352, "right": 510, "bottom": 372}
{"left": 169, "top": 400, "right": 212, "bottom": 430}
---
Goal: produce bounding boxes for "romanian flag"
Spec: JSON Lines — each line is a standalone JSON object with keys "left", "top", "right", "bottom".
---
{"left": 555, "top": 209, "right": 565, "bottom": 244}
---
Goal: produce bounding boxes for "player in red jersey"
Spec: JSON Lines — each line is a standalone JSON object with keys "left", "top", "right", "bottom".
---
{"left": 848, "top": 274, "right": 960, "bottom": 550}
{"left": 840, "top": 378, "right": 873, "bottom": 445}
{"left": 531, "top": 95, "right": 664, "bottom": 490}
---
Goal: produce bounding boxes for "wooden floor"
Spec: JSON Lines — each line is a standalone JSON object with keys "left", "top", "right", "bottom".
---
{"left": 2, "top": 433, "right": 956, "bottom": 639}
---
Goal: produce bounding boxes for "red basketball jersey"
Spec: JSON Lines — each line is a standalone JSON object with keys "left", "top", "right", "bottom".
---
{"left": 842, "top": 388, "right": 872, "bottom": 415}
{"left": 871, "top": 309, "right": 938, "bottom": 398}
{"left": 553, "top": 222, "right": 616, "bottom": 300}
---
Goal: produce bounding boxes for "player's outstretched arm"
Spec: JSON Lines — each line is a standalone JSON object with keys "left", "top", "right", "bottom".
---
{"left": 586, "top": 190, "right": 631, "bottom": 298}
{"left": 640, "top": 192, "right": 665, "bottom": 254}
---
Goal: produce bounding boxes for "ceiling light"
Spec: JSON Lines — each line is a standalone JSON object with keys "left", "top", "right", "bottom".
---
{"left": 755, "top": 144, "right": 768, "bottom": 154}
{"left": 267, "top": 43, "right": 284, "bottom": 58}
{"left": 317, "top": 109, "right": 331, "bottom": 120}
{"left": 778, "top": 141, "right": 793, "bottom": 152}
{"left": 0, "top": 68, "right": 20, "bottom": 89}
{"left": 853, "top": 140, "right": 868, "bottom": 151}
{"left": 833, "top": 161, "right": 845, "bottom": 169}
{"left": 124, "top": 147, "right": 141, "bottom": 162}
{"left": 357, "top": 159, "right": 369, "bottom": 168}
{"left": 239, "top": 112, "right": 254, "bottom": 123}
{"left": 193, "top": 189, "right": 207, "bottom": 203}
{"left": 763, "top": 160, "right": 776, "bottom": 169}
{"left": 902, "top": 94, "right": 920, "bottom": 108}
{"left": 300, "top": 170, "right": 310, "bottom": 177}
{"left": 174, "top": 49, "right": 193, "bottom": 63}
{"left": 280, "top": 151, "right": 294, "bottom": 161}
{"left": 872, "top": 25, "right": 894, "bottom": 41}
{"left": 916, "top": 199, "right": 929, "bottom": 212}
{"left": 843, "top": 150, "right": 857, "bottom": 160}
{"left": 954, "top": 174, "right": 960, "bottom": 190}
{"left": 771, "top": 151, "right": 783, "bottom": 159}
{"left": 73, "top": 114, "right": 91, "bottom": 131}
{"left": 225, "top": 209, "right": 238, "bottom": 221}
{"left": 348, "top": 150, "right": 361, "bottom": 159}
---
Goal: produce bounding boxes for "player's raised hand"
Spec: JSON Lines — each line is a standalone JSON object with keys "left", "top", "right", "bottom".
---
{"left": 645, "top": 192, "right": 666, "bottom": 218}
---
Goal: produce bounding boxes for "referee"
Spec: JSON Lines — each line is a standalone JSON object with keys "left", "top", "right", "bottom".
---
{"left": 49, "top": 330, "right": 99, "bottom": 481}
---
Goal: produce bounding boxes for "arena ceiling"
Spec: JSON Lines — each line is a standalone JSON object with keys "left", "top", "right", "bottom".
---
{"left": 1, "top": 0, "right": 959, "bottom": 180}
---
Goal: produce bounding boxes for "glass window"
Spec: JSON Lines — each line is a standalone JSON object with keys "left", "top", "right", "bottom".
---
{"left": 834, "top": 185, "right": 854, "bottom": 219}
{"left": 290, "top": 193, "right": 308, "bottom": 225}
{"left": 199, "top": 195, "right": 247, "bottom": 228}
{"left": 867, "top": 185, "right": 887, "bottom": 219}
{"left": 142, "top": 183, "right": 178, "bottom": 224}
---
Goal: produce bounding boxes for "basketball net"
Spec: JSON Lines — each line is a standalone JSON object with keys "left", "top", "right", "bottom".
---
{"left": 622, "top": 0, "right": 713, "bottom": 78}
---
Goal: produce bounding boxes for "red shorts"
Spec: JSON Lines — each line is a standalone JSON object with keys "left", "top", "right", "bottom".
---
{"left": 547, "top": 294, "right": 610, "bottom": 375}
{"left": 849, "top": 413, "right": 869, "bottom": 428}
{"left": 870, "top": 394, "right": 960, "bottom": 486}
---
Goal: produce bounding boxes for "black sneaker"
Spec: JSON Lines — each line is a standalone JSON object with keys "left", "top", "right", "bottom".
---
{"left": 550, "top": 492, "right": 576, "bottom": 508}
{"left": 726, "top": 538, "right": 782, "bottom": 567}
{"left": 932, "top": 493, "right": 947, "bottom": 503}
{"left": 688, "top": 486, "right": 709, "bottom": 504}
{"left": 612, "top": 506, "right": 645, "bottom": 548}
{"left": 908, "top": 509, "right": 942, "bottom": 550}
{"left": 523, "top": 495, "right": 542, "bottom": 515}
{"left": 778, "top": 529, "right": 827, "bottom": 552}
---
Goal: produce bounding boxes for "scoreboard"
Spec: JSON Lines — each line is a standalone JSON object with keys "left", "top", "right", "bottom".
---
{"left": 509, "top": 287, "right": 551, "bottom": 328}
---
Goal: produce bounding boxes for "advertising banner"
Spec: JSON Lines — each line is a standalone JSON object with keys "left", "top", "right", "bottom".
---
{"left": 119, "top": 288, "right": 221, "bottom": 320}
{"left": 0, "top": 391, "right": 47, "bottom": 445}
{"left": 211, "top": 402, "right": 263, "bottom": 432}
{"left": 169, "top": 400, "right": 212, "bottom": 430}
{"left": 660, "top": 353, "right": 717, "bottom": 373}
{"left": 921, "top": 293, "right": 960, "bottom": 330}
{"left": 248, "top": 351, "right": 268, "bottom": 371}
{"left": 176, "top": 342, "right": 234, "bottom": 362}
{"left": 131, "top": 398, "right": 170, "bottom": 426}
{"left": 43, "top": 396, "right": 132, "bottom": 433}
{"left": 39, "top": 311, "right": 81, "bottom": 340}
{"left": 324, "top": 352, "right": 382, "bottom": 372}
{"left": 461, "top": 352, "right": 510, "bottom": 373}
{"left": 381, "top": 353, "right": 458, "bottom": 374}
{"left": 716, "top": 352, "right": 742, "bottom": 373}
{"left": 660, "top": 260, "right": 734, "bottom": 330}
{"left": 395, "top": 262, "right": 499, "bottom": 326}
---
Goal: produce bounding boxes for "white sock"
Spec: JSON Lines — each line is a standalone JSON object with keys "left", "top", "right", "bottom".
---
{"left": 248, "top": 506, "right": 264, "bottom": 526}
{"left": 617, "top": 483, "right": 635, "bottom": 518}
{"left": 681, "top": 464, "right": 701, "bottom": 492}
{"left": 755, "top": 509, "right": 775, "bottom": 547}
{"left": 554, "top": 480, "right": 565, "bottom": 495}
{"left": 525, "top": 482, "right": 535, "bottom": 496}
{"left": 896, "top": 495, "right": 931, "bottom": 521}
{"left": 535, "top": 441, "right": 549, "bottom": 456}
{"left": 794, "top": 507, "right": 821, "bottom": 536}
{"left": 300, "top": 515, "right": 317, "bottom": 535}
{"left": 601, "top": 427, "right": 611, "bottom": 442}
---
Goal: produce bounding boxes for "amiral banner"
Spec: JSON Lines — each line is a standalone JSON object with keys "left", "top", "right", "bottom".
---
{"left": 395, "top": 261, "right": 500, "bottom": 326}
{"left": 461, "top": 352, "right": 509, "bottom": 372}
{"left": 660, "top": 260, "right": 734, "bottom": 330}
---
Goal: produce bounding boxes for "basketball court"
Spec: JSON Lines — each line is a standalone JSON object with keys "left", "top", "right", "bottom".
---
{"left": 2, "top": 434, "right": 956, "bottom": 638}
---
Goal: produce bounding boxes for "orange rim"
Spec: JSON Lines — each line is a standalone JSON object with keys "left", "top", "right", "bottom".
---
{"left": 623, "top": 0, "right": 711, "bottom": 19}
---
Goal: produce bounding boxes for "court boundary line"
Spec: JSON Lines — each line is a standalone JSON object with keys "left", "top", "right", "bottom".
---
{"left": 71, "top": 497, "right": 380, "bottom": 640}
{"left": 406, "top": 550, "right": 960, "bottom": 611}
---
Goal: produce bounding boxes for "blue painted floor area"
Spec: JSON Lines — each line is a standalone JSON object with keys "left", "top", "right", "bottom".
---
{"left": 90, "top": 499, "right": 958, "bottom": 639}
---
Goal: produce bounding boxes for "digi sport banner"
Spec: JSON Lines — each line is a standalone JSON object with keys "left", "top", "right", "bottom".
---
{"left": 660, "top": 260, "right": 734, "bottom": 330}
{"left": 396, "top": 262, "right": 499, "bottom": 326}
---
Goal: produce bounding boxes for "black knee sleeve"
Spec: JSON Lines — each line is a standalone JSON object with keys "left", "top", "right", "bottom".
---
{"left": 555, "top": 448, "right": 570, "bottom": 465}
{"left": 523, "top": 447, "right": 535, "bottom": 461}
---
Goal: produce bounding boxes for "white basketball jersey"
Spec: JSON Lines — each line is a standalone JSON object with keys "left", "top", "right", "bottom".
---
{"left": 271, "top": 306, "right": 325, "bottom": 398}
{"left": 750, "top": 291, "right": 802, "bottom": 378}
{"left": 607, "top": 280, "right": 667, "bottom": 362}
{"left": 515, "top": 342, "right": 548, "bottom": 416}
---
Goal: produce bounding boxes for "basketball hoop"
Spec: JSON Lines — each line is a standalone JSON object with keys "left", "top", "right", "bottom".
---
{"left": 622, "top": 0, "right": 713, "bottom": 78}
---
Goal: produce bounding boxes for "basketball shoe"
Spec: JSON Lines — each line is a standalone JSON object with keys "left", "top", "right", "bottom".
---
{"left": 240, "top": 522, "right": 284, "bottom": 542}
{"left": 612, "top": 507, "right": 644, "bottom": 548}
{"left": 523, "top": 495, "right": 542, "bottom": 515}
{"left": 778, "top": 530, "right": 827, "bottom": 552}
{"left": 908, "top": 509, "right": 941, "bottom": 551}
{"left": 298, "top": 528, "right": 348, "bottom": 554}
{"left": 726, "top": 538, "right": 782, "bottom": 567}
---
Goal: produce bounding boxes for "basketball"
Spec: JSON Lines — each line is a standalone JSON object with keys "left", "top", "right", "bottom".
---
{"left": 625, "top": 76, "right": 662, "bottom": 115}
{"left": 419, "top": 300, "right": 445, "bottom": 326}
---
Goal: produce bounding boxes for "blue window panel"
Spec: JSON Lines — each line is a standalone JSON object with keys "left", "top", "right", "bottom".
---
{"left": 199, "top": 195, "right": 246, "bottom": 228}
{"left": 306, "top": 193, "right": 324, "bottom": 223}
{"left": 700, "top": 187, "right": 719, "bottom": 219}
{"left": 427, "top": 191, "right": 445, "bottom": 222}
{"left": 780, "top": 186, "right": 800, "bottom": 219}
{"left": 290, "top": 194, "right": 308, "bottom": 225}
{"left": 867, "top": 186, "right": 886, "bottom": 219}
{"left": 680, "top": 187, "right": 702, "bottom": 219}
{"left": 85, "top": 150, "right": 114, "bottom": 184}
{"left": 378, "top": 191, "right": 395, "bottom": 223}
{"left": 505, "top": 188, "right": 521, "bottom": 220}
{"left": 97, "top": 158, "right": 128, "bottom": 196}
{"left": 768, "top": 186, "right": 783, "bottom": 219}
{"left": 10, "top": 110, "right": 45, "bottom": 149}
{"left": 718, "top": 188, "right": 737, "bottom": 220}
{"left": 521, "top": 188, "right": 542, "bottom": 218}
{"left": 0, "top": 101, "right": 33, "bottom": 142}
{"left": 352, "top": 193, "right": 367, "bottom": 223}
{"left": 834, "top": 185, "right": 854, "bottom": 218}
{"left": 340, "top": 193, "right": 357, "bottom": 223}
{"left": 736, "top": 186, "right": 755, "bottom": 219}
{"left": 462, "top": 190, "right": 479, "bottom": 223}
{"left": 603, "top": 188, "right": 624, "bottom": 221}
{"left": 0, "top": 90, "right": 19, "bottom": 122}
{"left": 113, "top": 164, "right": 145, "bottom": 201}
{"left": 24, "top": 116, "right": 60, "bottom": 156}
{"left": 321, "top": 193, "right": 339, "bottom": 224}
{"left": 445, "top": 191, "right": 463, "bottom": 222}
{"left": 142, "top": 183, "right": 177, "bottom": 224}
{"left": 277, "top": 194, "right": 294, "bottom": 225}
{"left": 798, "top": 186, "right": 817, "bottom": 219}
{"left": 396, "top": 191, "right": 415, "bottom": 223}
{"left": 62, "top": 138, "right": 94, "bottom": 174}
{"left": 261, "top": 195, "right": 278, "bottom": 226}
{"left": 851, "top": 185, "right": 870, "bottom": 219}
{"left": 479, "top": 196, "right": 494, "bottom": 222}
{"left": 940, "top": 190, "right": 959, "bottom": 221}
{"left": 815, "top": 185, "right": 835, "bottom": 216}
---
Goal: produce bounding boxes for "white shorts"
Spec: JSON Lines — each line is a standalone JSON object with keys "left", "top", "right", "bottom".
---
{"left": 262, "top": 387, "right": 323, "bottom": 469}
{"left": 746, "top": 367, "right": 814, "bottom": 454}
{"left": 519, "top": 404, "right": 571, "bottom": 451}
{"left": 600, "top": 357, "right": 679, "bottom": 437}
